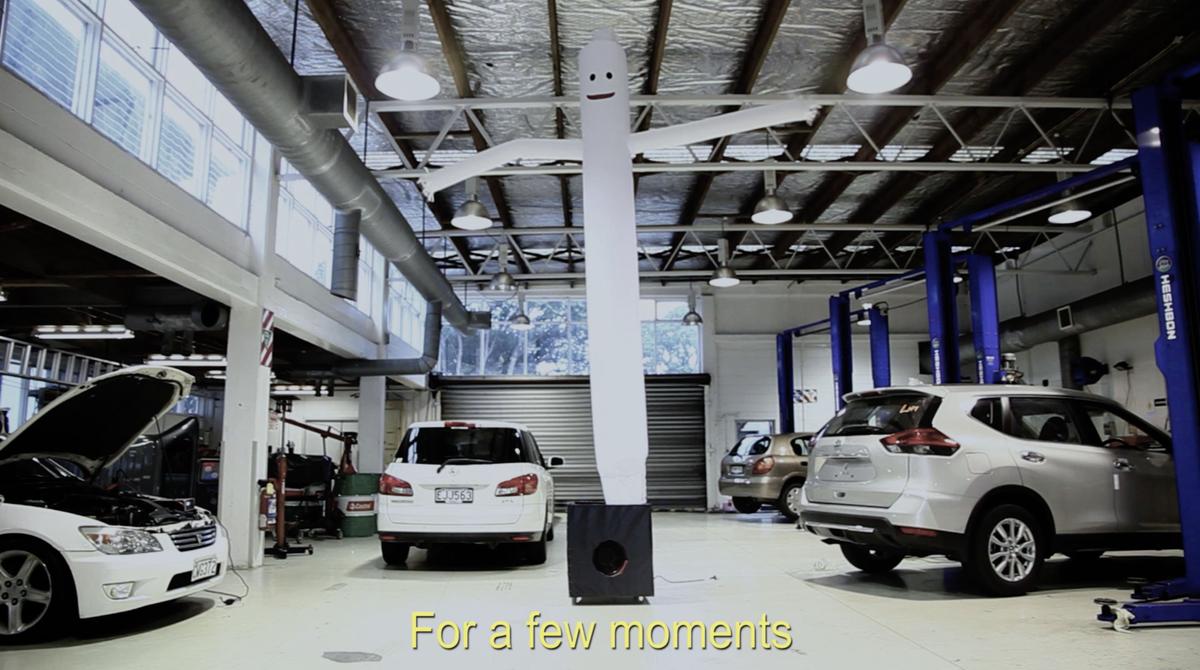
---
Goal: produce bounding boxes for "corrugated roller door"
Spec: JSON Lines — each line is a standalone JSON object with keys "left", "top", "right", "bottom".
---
{"left": 439, "top": 381, "right": 706, "bottom": 507}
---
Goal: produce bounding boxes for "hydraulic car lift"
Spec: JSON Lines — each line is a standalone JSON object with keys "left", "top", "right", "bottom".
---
{"left": 1095, "top": 64, "right": 1200, "bottom": 629}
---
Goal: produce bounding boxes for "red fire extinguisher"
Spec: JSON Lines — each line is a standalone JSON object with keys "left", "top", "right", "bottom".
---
{"left": 258, "top": 480, "right": 277, "bottom": 531}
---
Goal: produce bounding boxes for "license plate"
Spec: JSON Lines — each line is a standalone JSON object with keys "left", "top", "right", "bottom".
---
{"left": 191, "top": 557, "right": 218, "bottom": 582}
{"left": 730, "top": 465, "right": 744, "bottom": 476}
{"left": 435, "top": 488, "right": 474, "bottom": 504}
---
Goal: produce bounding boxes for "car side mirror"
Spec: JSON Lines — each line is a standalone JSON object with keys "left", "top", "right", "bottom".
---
{"left": 548, "top": 456, "right": 565, "bottom": 468}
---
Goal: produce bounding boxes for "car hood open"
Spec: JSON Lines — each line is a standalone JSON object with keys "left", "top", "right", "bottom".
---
{"left": 0, "top": 366, "right": 193, "bottom": 475}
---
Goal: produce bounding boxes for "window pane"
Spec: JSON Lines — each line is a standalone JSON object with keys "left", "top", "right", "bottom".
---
{"left": 1008, "top": 398, "right": 1082, "bottom": 444}
{"left": 656, "top": 300, "right": 688, "bottom": 321}
{"left": 484, "top": 327, "right": 524, "bottom": 376}
{"left": 527, "top": 322, "right": 568, "bottom": 376}
{"left": 93, "top": 41, "right": 151, "bottom": 156}
{"left": 157, "top": 97, "right": 204, "bottom": 194}
{"left": 567, "top": 323, "right": 589, "bottom": 375}
{"left": 212, "top": 92, "right": 244, "bottom": 145}
{"left": 1, "top": 0, "right": 85, "bottom": 109}
{"left": 164, "top": 44, "right": 210, "bottom": 109}
{"left": 652, "top": 322, "right": 699, "bottom": 373}
{"left": 206, "top": 138, "right": 246, "bottom": 224}
{"left": 569, "top": 300, "right": 587, "bottom": 322}
{"left": 102, "top": 0, "right": 156, "bottom": 61}
{"left": 641, "top": 322, "right": 656, "bottom": 371}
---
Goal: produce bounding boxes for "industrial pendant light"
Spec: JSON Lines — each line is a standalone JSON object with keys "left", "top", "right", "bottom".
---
{"left": 375, "top": 0, "right": 440, "bottom": 101}
{"left": 509, "top": 286, "right": 532, "bottom": 331}
{"left": 452, "top": 178, "right": 492, "bottom": 230}
{"left": 489, "top": 243, "right": 518, "bottom": 292}
{"left": 682, "top": 284, "right": 703, "bottom": 325}
{"left": 847, "top": 0, "right": 912, "bottom": 94}
{"left": 1047, "top": 172, "right": 1092, "bottom": 224}
{"left": 752, "top": 168, "right": 792, "bottom": 224}
{"left": 709, "top": 239, "right": 740, "bottom": 288}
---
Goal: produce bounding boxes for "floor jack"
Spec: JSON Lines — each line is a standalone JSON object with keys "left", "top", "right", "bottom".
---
{"left": 1095, "top": 68, "right": 1200, "bottom": 631}
{"left": 265, "top": 399, "right": 312, "bottom": 559}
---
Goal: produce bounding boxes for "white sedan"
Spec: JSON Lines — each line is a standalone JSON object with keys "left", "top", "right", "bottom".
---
{"left": 377, "top": 420, "right": 560, "bottom": 566}
{"left": 0, "top": 366, "right": 226, "bottom": 642}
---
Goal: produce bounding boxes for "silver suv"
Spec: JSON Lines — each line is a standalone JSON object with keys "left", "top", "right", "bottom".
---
{"left": 719, "top": 433, "right": 812, "bottom": 520}
{"left": 798, "top": 386, "right": 1180, "bottom": 596}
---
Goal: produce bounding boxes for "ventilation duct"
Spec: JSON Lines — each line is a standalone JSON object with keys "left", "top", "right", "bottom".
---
{"left": 125, "top": 302, "right": 229, "bottom": 332}
{"left": 129, "top": 0, "right": 479, "bottom": 330}
{"left": 959, "top": 278, "right": 1155, "bottom": 359}
{"left": 331, "top": 210, "right": 361, "bottom": 301}
{"left": 287, "top": 302, "right": 444, "bottom": 379}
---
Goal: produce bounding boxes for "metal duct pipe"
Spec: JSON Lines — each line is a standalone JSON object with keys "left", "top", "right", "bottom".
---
{"left": 289, "top": 302, "right": 443, "bottom": 379}
{"left": 125, "top": 302, "right": 229, "bottom": 332}
{"left": 129, "top": 0, "right": 475, "bottom": 330}
{"left": 331, "top": 210, "right": 361, "bottom": 301}
{"left": 959, "top": 278, "right": 1155, "bottom": 358}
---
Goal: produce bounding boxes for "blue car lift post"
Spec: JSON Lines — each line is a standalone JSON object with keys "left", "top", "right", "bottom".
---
{"left": 775, "top": 305, "right": 873, "bottom": 433}
{"left": 1096, "top": 66, "right": 1200, "bottom": 628}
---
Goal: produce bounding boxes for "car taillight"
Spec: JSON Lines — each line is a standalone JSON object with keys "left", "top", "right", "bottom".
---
{"left": 752, "top": 456, "right": 775, "bottom": 474}
{"left": 379, "top": 473, "right": 413, "bottom": 496}
{"left": 495, "top": 474, "right": 538, "bottom": 497}
{"left": 880, "top": 428, "right": 960, "bottom": 456}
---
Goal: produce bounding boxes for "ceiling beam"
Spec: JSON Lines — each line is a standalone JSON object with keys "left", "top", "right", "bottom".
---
{"left": 302, "top": 0, "right": 478, "bottom": 274}
{"left": 659, "top": 0, "right": 791, "bottom": 271}
{"left": 427, "top": 0, "right": 531, "bottom": 275}
{"left": 770, "top": 0, "right": 1026, "bottom": 268}
{"left": 635, "top": 0, "right": 674, "bottom": 135}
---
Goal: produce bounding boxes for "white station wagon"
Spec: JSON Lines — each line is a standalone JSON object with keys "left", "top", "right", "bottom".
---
{"left": 377, "top": 420, "right": 561, "bottom": 566}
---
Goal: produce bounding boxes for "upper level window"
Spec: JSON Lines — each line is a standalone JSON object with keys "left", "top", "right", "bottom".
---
{"left": 0, "top": 0, "right": 253, "bottom": 228}
{"left": 437, "top": 297, "right": 701, "bottom": 377}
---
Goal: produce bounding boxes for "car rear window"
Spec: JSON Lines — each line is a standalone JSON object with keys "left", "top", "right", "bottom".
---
{"left": 396, "top": 427, "right": 529, "bottom": 465}
{"left": 730, "top": 435, "right": 771, "bottom": 456}
{"left": 819, "top": 393, "right": 938, "bottom": 437}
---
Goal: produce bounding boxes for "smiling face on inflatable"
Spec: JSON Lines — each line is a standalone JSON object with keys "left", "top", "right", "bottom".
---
{"left": 579, "top": 28, "right": 628, "bottom": 114}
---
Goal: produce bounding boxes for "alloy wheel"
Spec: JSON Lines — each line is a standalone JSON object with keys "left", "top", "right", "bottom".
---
{"left": 987, "top": 518, "right": 1037, "bottom": 583}
{"left": 0, "top": 550, "right": 53, "bottom": 636}
{"left": 785, "top": 486, "right": 803, "bottom": 515}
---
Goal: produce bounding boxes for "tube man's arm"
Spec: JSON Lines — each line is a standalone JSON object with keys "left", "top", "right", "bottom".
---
{"left": 418, "top": 138, "right": 584, "bottom": 196}
{"left": 627, "top": 99, "right": 819, "bottom": 155}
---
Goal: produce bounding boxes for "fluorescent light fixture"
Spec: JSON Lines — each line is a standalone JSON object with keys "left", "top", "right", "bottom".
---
{"left": 1047, "top": 203, "right": 1092, "bottom": 224}
{"left": 271, "top": 384, "right": 317, "bottom": 396}
{"left": 452, "top": 177, "right": 492, "bottom": 230}
{"left": 0, "top": 285, "right": 7, "bottom": 302}
{"left": 207, "top": 370, "right": 275, "bottom": 381}
{"left": 146, "top": 353, "right": 228, "bottom": 367}
{"left": 708, "top": 239, "right": 740, "bottom": 288}
{"left": 847, "top": 1, "right": 911, "bottom": 94}
{"left": 751, "top": 169, "right": 792, "bottom": 224}
{"left": 857, "top": 315, "right": 871, "bottom": 326}
{"left": 34, "top": 324, "right": 135, "bottom": 340}
{"left": 489, "top": 243, "right": 518, "bottom": 292}
{"left": 709, "top": 265, "right": 740, "bottom": 288}
{"left": 509, "top": 287, "right": 532, "bottom": 331}
{"left": 682, "top": 284, "right": 703, "bottom": 325}
{"left": 375, "top": 0, "right": 439, "bottom": 101}
{"left": 452, "top": 198, "right": 492, "bottom": 230}
{"left": 847, "top": 42, "right": 911, "bottom": 94}
{"left": 953, "top": 274, "right": 964, "bottom": 284}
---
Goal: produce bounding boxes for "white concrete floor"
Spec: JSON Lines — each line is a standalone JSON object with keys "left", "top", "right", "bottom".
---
{"left": 3, "top": 512, "right": 1197, "bottom": 669}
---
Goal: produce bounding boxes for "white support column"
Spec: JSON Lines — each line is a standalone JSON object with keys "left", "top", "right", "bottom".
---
{"left": 357, "top": 376, "right": 387, "bottom": 473}
{"left": 217, "top": 303, "right": 273, "bottom": 568}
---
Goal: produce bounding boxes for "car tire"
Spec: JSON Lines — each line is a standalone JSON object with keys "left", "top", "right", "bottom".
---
{"left": 380, "top": 542, "right": 410, "bottom": 566}
{"left": 777, "top": 480, "right": 805, "bottom": 522}
{"left": 732, "top": 497, "right": 761, "bottom": 514}
{"left": 840, "top": 544, "right": 904, "bottom": 574}
{"left": 965, "top": 504, "right": 1046, "bottom": 596}
{"left": 1065, "top": 550, "right": 1104, "bottom": 562}
{"left": 523, "top": 539, "right": 547, "bottom": 566}
{"left": 0, "top": 537, "right": 72, "bottom": 643}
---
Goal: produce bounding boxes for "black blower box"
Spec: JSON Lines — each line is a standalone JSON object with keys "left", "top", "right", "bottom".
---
{"left": 566, "top": 503, "right": 654, "bottom": 603}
